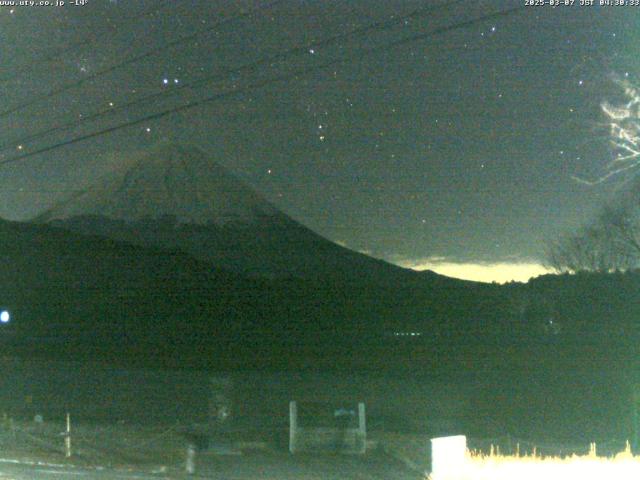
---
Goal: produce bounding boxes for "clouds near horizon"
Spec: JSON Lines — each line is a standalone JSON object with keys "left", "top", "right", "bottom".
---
{"left": 396, "top": 257, "right": 551, "bottom": 284}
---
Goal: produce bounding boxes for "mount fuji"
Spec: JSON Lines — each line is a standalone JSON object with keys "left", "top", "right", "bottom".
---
{"left": 35, "top": 143, "right": 424, "bottom": 283}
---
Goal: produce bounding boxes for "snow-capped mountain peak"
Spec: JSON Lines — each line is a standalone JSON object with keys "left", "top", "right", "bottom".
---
{"left": 37, "top": 143, "right": 278, "bottom": 225}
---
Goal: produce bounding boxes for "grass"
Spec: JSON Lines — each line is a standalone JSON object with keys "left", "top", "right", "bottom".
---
{"left": 428, "top": 442, "right": 640, "bottom": 480}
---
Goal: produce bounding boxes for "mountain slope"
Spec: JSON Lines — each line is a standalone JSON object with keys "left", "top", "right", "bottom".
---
{"left": 0, "top": 217, "right": 493, "bottom": 368}
{"left": 34, "top": 143, "right": 427, "bottom": 283}
{"left": 0, "top": 218, "right": 269, "bottom": 359}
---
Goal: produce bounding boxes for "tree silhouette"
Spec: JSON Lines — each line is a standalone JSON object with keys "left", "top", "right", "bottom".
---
{"left": 548, "top": 76, "right": 640, "bottom": 272}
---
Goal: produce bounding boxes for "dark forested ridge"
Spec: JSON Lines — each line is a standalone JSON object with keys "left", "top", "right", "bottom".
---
{"left": 0, "top": 217, "right": 483, "bottom": 367}
{"left": 3, "top": 216, "right": 640, "bottom": 372}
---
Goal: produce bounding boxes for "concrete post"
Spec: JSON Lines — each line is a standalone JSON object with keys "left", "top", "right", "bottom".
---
{"left": 430, "top": 435, "right": 467, "bottom": 480}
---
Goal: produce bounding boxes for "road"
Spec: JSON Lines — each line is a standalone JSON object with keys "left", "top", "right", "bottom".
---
{"left": 0, "top": 461, "right": 171, "bottom": 479}
{"left": 0, "top": 453, "right": 424, "bottom": 479}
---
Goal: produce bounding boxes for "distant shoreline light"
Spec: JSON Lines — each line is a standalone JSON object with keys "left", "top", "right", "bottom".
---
{"left": 398, "top": 259, "right": 551, "bottom": 284}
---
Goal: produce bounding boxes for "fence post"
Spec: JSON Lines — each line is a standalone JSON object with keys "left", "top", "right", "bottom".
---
{"left": 64, "top": 413, "right": 72, "bottom": 458}
{"left": 185, "top": 443, "right": 196, "bottom": 475}
{"left": 357, "top": 402, "right": 366, "bottom": 454}
{"left": 289, "top": 401, "right": 297, "bottom": 454}
{"left": 633, "top": 389, "right": 639, "bottom": 454}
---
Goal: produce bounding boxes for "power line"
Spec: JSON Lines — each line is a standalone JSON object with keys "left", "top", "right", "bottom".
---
{"left": 0, "top": 0, "right": 175, "bottom": 83}
{"left": 0, "top": 4, "right": 525, "bottom": 167}
{"left": 0, "top": 0, "right": 463, "bottom": 152}
{"left": 0, "top": 0, "right": 283, "bottom": 119}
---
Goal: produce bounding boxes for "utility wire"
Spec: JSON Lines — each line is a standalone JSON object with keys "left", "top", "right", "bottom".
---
{"left": 0, "top": 0, "right": 463, "bottom": 152}
{"left": 0, "top": 0, "right": 175, "bottom": 83}
{"left": 0, "top": 4, "right": 525, "bottom": 167}
{"left": 0, "top": 0, "right": 283, "bottom": 118}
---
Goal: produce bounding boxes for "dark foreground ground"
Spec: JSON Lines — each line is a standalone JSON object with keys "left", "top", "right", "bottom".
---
{"left": 0, "top": 420, "right": 424, "bottom": 480}
{"left": 0, "top": 346, "right": 634, "bottom": 479}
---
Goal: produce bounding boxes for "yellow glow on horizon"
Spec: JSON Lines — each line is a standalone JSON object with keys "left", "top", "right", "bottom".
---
{"left": 399, "top": 259, "right": 551, "bottom": 284}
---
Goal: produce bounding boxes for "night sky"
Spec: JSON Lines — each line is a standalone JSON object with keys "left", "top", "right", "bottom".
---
{"left": 0, "top": 0, "right": 638, "bottom": 282}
